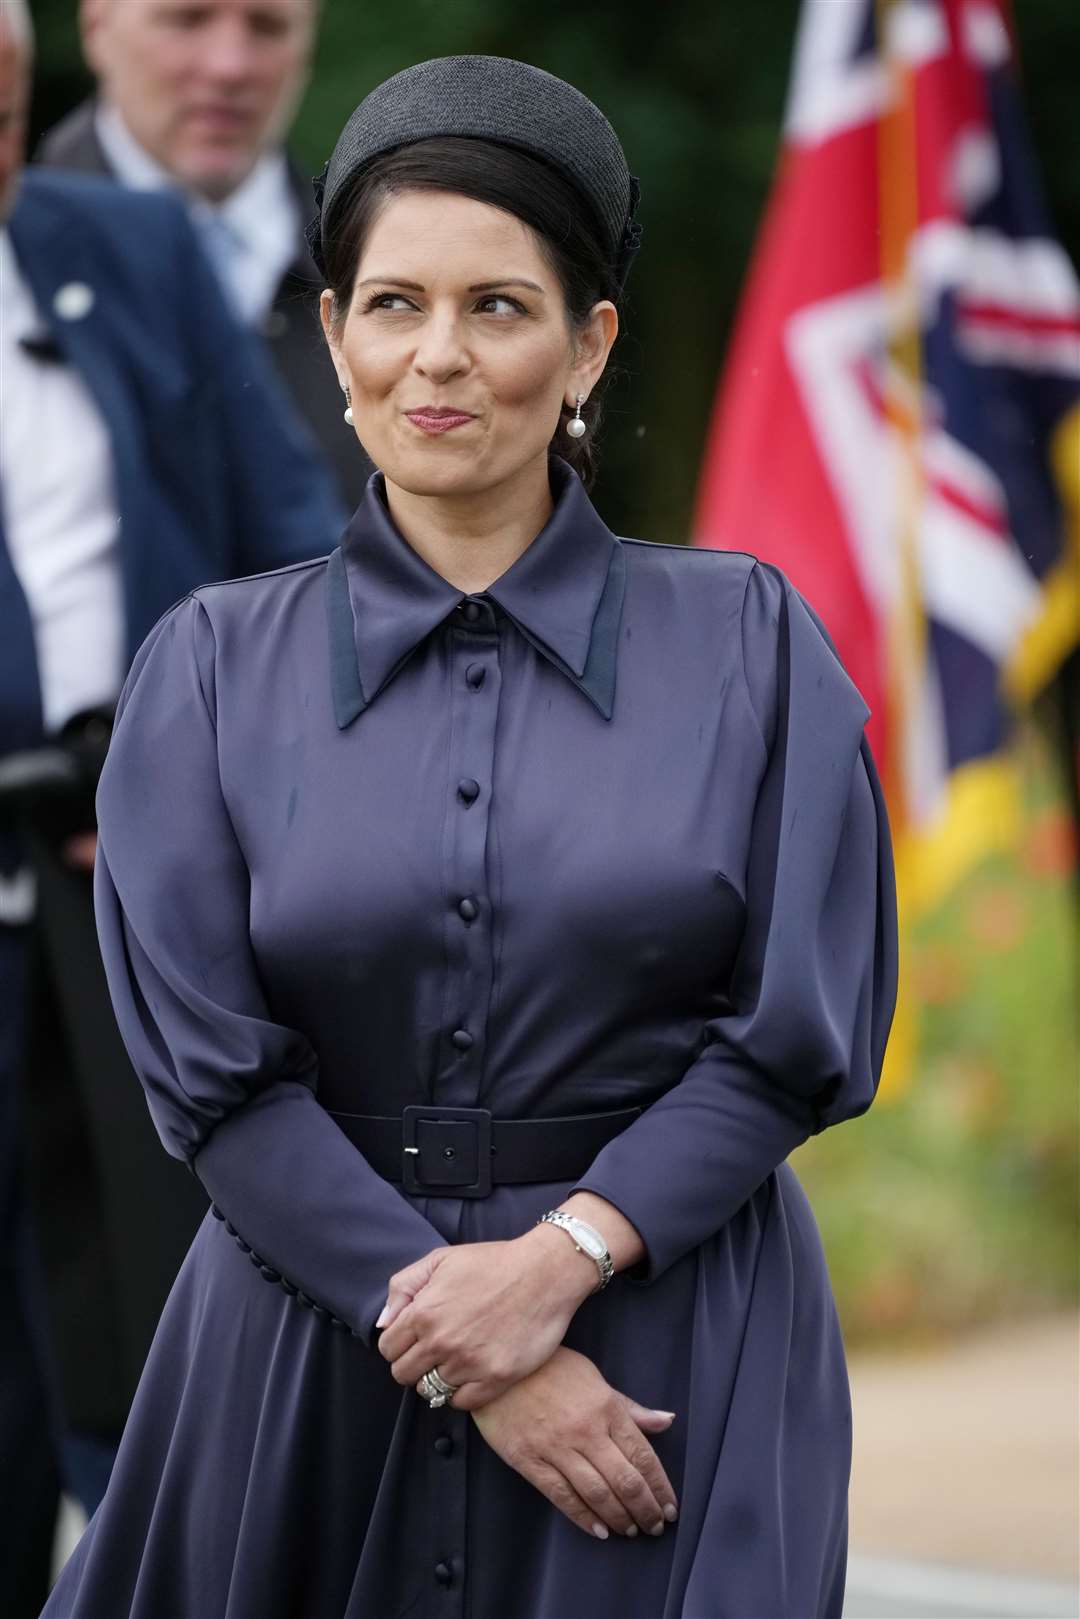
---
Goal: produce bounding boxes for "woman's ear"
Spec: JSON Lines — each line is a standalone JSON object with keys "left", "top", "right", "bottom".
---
{"left": 569, "top": 300, "right": 619, "bottom": 404}
{"left": 319, "top": 289, "right": 349, "bottom": 393}
{"left": 319, "top": 288, "right": 340, "bottom": 348}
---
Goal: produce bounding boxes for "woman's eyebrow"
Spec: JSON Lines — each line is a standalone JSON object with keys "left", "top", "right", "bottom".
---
{"left": 468, "top": 279, "right": 545, "bottom": 294}
{"left": 354, "top": 277, "right": 546, "bottom": 294}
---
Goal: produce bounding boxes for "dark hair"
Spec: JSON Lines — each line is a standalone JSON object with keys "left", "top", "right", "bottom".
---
{"left": 322, "top": 137, "right": 621, "bottom": 486}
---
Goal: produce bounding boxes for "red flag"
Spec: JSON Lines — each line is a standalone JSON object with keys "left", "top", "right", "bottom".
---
{"left": 693, "top": 0, "right": 1080, "bottom": 915}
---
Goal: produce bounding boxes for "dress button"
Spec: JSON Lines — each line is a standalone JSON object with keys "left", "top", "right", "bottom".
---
{"left": 457, "top": 777, "right": 480, "bottom": 805}
{"left": 457, "top": 896, "right": 478, "bottom": 922}
{"left": 451, "top": 1029, "right": 473, "bottom": 1051}
{"left": 434, "top": 1561, "right": 453, "bottom": 1587}
{"left": 465, "top": 662, "right": 485, "bottom": 689}
{"left": 434, "top": 1435, "right": 454, "bottom": 1457}
{"left": 461, "top": 600, "right": 482, "bottom": 623}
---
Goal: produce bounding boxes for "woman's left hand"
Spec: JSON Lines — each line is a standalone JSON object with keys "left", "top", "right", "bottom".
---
{"left": 376, "top": 1227, "right": 599, "bottom": 1410}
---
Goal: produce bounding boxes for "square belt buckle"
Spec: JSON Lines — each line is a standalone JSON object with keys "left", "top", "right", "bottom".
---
{"left": 402, "top": 1105, "right": 493, "bottom": 1198}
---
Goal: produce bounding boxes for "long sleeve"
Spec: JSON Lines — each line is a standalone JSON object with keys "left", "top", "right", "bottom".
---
{"left": 94, "top": 596, "right": 445, "bottom": 1343}
{"left": 574, "top": 562, "right": 898, "bottom": 1281}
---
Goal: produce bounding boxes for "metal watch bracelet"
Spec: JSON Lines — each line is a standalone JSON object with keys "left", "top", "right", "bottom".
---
{"left": 536, "top": 1210, "right": 615, "bottom": 1291}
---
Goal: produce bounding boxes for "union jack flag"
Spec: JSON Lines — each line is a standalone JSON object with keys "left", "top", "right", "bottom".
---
{"left": 693, "top": 0, "right": 1080, "bottom": 920}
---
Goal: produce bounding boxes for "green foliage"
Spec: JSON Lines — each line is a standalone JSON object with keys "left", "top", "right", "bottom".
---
{"left": 796, "top": 734, "right": 1080, "bottom": 1346}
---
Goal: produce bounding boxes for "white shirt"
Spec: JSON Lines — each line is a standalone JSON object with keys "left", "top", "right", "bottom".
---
{"left": 0, "top": 230, "right": 125, "bottom": 735}
{"left": 95, "top": 103, "right": 299, "bottom": 327}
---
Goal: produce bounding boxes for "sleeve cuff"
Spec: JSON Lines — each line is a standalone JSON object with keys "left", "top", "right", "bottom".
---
{"left": 194, "top": 1081, "right": 447, "bottom": 1344}
{"left": 570, "top": 1054, "right": 815, "bottom": 1283}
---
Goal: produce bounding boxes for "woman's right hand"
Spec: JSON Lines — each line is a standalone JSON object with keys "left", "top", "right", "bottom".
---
{"left": 470, "top": 1346, "right": 678, "bottom": 1540}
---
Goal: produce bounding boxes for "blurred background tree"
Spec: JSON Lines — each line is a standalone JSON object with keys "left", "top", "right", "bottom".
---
{"left": 27, "top": 0, "right": 1079, "bottom": 1343}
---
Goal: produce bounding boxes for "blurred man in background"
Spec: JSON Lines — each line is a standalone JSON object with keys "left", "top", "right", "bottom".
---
{"left": 38, "top": 0, "right": 370, "bottom": 508}
{"left": 0, "top": 2, "right": 342, "bottom": 1607}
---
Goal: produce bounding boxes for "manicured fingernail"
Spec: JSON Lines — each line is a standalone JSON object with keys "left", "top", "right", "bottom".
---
{"left": 663, "top": 1504, "right": 678, "bottom": 1522}
{"left": 374, "top": 1303, "right": 390, "bottom": 1329}
{"left": 650, "top": 1522, "right": 665, "bottom": 1536}
{"left": 592, "top": 1523, "right": 609, "bottom": 1540}
{"left": 625, "top": 1525, "right": 638, "bottom": 1538}
{"left": 657, "top": 1410, "right": 676, "bottom": 1420}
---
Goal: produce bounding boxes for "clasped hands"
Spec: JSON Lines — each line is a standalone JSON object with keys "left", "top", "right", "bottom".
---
{"left": 376, "top": 1231, "right": 589, "bottom": 1407}
{"left": 375, "top": 1209, "right": 679, "bottom": 1541}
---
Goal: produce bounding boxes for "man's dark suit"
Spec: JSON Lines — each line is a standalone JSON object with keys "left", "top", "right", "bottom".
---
{"left": 0, "top": 168, "right": 344, "bottom": 1608}
{"left": 38, "top": 100, "right": 371, "bottom": 511}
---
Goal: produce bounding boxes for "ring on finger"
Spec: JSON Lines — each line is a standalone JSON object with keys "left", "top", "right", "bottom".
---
{"left": 417, "top": 1367, "right": 459, "bottom": 1409}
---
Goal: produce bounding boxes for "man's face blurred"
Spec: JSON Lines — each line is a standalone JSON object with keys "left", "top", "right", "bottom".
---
{"left": 0, "top": 25, "right": 29, "bottom": 220}
{"left": 82, "top": 0, "right": 315, "bottom": 200}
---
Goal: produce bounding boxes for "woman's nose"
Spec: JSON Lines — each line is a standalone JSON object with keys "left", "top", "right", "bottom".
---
{"left": 413, "top": 314, "right": 469, "bottom": 382}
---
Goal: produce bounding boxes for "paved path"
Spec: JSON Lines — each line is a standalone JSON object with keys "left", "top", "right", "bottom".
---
{"left": 845, "top": 1312, "right": 1079, "bottom": 1617}
{"left": 844, "top": 1554, "right": 1079, "bottom": 1617}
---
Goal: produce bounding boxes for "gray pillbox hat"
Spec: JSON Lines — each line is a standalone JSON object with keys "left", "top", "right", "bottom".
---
{"left": 307, "top": 55, "right": 641, "bottom": 288}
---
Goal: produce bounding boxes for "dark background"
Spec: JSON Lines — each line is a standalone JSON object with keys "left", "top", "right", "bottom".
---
{"left": 27, "top": 0, "right": 1080, "bottom": 543}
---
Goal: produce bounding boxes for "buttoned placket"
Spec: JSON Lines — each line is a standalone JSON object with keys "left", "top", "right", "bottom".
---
{"left": 322, "top": 478, "right": 622, "bottom": 1612}
{"left": 427, "top": 592, "right": 504, "bottom": 1608}
{"left": 436, "top": 596, "right": 501, "bottom": 1117}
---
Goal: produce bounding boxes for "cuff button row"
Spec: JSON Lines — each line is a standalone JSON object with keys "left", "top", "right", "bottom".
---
{"left": 211, "top": 1204, "right": 359, "bottom": 1336}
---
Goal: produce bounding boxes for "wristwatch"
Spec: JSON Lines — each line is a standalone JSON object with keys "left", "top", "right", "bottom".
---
{"left": 537, "top": 1211, "right": 614, "bottom": 1291}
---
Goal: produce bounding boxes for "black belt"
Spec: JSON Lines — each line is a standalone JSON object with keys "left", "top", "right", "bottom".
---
{"left": 328, "top": 1103, "right": 641, "bottom": 1199}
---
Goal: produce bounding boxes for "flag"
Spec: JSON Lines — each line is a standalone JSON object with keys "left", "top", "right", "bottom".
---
{"left": 693, "top": 0, "right": 1080, "bottom": 953}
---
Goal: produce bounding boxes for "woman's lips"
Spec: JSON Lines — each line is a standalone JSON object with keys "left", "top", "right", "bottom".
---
{"left": 405, "top": 409, "right": 476, "bottom": 435}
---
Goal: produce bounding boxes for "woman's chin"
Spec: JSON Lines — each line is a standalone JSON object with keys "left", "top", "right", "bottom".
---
{"left": 388, "top": 467, "right": 488, "bottom": 500}
{"left": 369, "top": 425, "right": 553, "bottom": 502}
{"left": 378, "top": 444, "right": 505, "bottom": 500}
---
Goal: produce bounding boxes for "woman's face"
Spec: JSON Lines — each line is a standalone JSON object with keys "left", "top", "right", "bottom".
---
{"left": 321, "top": 189, "right": 616, "bottom": 501}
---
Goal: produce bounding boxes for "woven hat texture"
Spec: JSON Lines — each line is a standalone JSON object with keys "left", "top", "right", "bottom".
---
{"left": 309, "top": 55, "right": 640, "bottom": 286}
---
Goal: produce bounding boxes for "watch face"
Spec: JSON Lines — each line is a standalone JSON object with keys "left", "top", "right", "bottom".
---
{"left": 572, "top": 1223, "right": 607, "bottom": 1260}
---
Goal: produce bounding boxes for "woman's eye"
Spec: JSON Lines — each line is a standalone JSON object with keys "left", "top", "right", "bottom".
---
{"left": 360, "top": 292, "right": 526, "bottom": 316}
{"left": 363, "top": 293, "right": 417, "bottom": 313}
{"left": 475, "top": 295, "right": 525, "bottom": 316}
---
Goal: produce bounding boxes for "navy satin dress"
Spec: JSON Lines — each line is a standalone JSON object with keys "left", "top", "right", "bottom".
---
{"left": 45, "top": 459, "right": 896, "bottom": 1619}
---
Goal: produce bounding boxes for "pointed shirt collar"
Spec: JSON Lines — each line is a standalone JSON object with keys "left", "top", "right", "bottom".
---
{"left": 326, "top": 459, "right": 626, "bottom": 727}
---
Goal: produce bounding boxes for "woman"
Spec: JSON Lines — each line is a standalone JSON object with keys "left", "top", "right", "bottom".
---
{"left": 45, "top": 56, "right": 896, "bottom": 1619}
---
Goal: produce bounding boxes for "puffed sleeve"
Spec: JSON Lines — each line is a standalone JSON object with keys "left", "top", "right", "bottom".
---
{"left": 94, "top": 596, "right": 446, "bottom": 1342}
{"left": 573, "top": 562, "right": 897, "bottom": 1280}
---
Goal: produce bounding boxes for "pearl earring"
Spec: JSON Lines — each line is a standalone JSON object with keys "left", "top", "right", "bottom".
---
{"left": 342, "top": 385, "right": 354, "bottom": 427}
{"left": 566, "top": 394, "right": 587, "bottom": 439}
